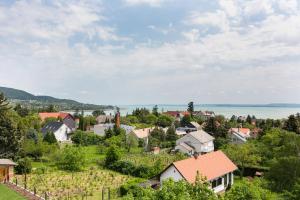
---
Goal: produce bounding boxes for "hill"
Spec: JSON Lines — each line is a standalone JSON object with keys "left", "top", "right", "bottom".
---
{"left": 0, "top": 86, "right": 114, "bottom": 111}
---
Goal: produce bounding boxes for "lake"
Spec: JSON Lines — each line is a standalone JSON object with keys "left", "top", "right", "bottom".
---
{"left": 79, "top": 104, "right": 300, "bottom": 119}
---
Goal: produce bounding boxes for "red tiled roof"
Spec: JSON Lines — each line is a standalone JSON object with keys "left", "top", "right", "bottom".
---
{"left": 173, "top": 151, "right": 237, "bottom": 183}
{"left": 164, "top": 111, "right": 190, "bottom": 117}
{"left": 229, "top": 128, "right": 251, "bottom": 137}
{"left": 39, "top": 112, "right": 72, "bottom": 121}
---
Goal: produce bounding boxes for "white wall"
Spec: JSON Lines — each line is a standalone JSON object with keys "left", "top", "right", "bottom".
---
{"left": 54, "top": 124, "right": 71, "bottom": 142}
{"left": 176, "top": 134, "right": 214, "bottom": 153}
{"left": 160, "top": 165, "right": 184, "bottom": 185}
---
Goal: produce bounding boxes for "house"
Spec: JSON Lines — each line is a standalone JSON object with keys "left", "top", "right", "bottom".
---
{"left": 39, "top": 112, "right": 76, "bottom": 131}
{"left": 41, "top": 121, "right": 72, "bottom": 142}
{"left": 176, "top": 121, "right": 202, "bottom": 133}
{"left": 164, "top": 111, "right": 190, "bottom": 121}
{"left": 128, "top": 127, "right": 155, "bottom": 147}
{"left": 228, "top": 128, "right": 251, "bottom": 144}
{"left": 0, "top": 159, "right": 17, "bottom": 182}
{"left": 193, "top": 111, "right": 215, "bottom": 120}
{"left": 159, "top": 151, "right": 237, "bottom": 193}
{"left": 93, "top": 123, "right": 134, "bottom": 136}
{"left": 96, "top": 115, "right": 113, "bottom": 124}
{"left": 175, "top": 130, "right": 214, "bottom": 155}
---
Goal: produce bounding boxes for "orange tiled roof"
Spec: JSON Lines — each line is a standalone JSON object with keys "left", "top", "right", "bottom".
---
{"left": 230, "top": 128, "right": 251, "bottom": 137}
{"left": 39, "top": 112, "right": 71, "bottom": 121}
{"left": 173, "top": 151, "right": 237, "bottom": 183}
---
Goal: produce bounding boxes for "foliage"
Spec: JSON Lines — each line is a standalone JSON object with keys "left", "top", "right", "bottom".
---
{"left": 266, "top": 156, "right": 300, "bottom": 192}
{"left": 145, "top": 114, "right": 158, "bottom": 125}
{"left": 92, "top": 109, "right": 105, "bottom": 117}
{"left": 166, "top": 125, "right": 178, "bottom": 141}
{"left": 156, "top": 115, "right": 173, "bottom": 127}
{"left": 71, "top": 130, "right": 103, "bottom": 146}
{"left": 180, "top": 114, "right": 192, "bottom": 127}
{"left": 43, "top": 131, "right": 58, "bottom": 144}
{"left": 15, "top": 157, "right": 32, "bottom": 174}
{"left": 126, "top": 134, "right": 139, "bottom": 152}
{"left": 283, "top": 114, "right": 300, "bottom": 134}
{"left": 223, "top": 143, "right": 261, "bottom": 177}
{"left": 104, "top": 146, "right": 120, "bottom": 167}
{"left": 14, "top": 104, "right": 30, "bottom": 117}
{"left": 152, "top": 105, "right": 159, "bottom": 117}
{"left": 0, "top": 93, "right": 22, "bottom": 159}
{"left": 55, "top": 146, "right": 86, "bottom": 171}
{"left": 187, "top": 101, "right": 194, "bottom": 116}
{"left": 225, "top": 178, "right": 279, "bottom": 200}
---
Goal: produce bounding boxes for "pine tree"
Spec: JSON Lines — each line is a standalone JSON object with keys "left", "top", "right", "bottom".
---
{"left": 43, "top": 131, "right": 57, "bottom": 144}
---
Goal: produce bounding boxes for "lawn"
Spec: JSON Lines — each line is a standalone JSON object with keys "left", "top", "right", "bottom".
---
{"left": 0, "top": 184, "right": 26, "bottom": 200}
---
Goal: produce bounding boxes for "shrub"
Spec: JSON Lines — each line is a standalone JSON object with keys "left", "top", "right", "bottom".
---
{"left": 71, "top": 130, "right": 103, "bottom": 146}
{"left": 15, "top": 157, "right": 32, "bottom": 174}
{"left": 43, "top": 131, "right": 57, "bottom": 144}
{"left": 55, "top": 146, "right": 86, "bottom": 171}
{"left": 104, "top": 146, "right": 120, "bottom": 167}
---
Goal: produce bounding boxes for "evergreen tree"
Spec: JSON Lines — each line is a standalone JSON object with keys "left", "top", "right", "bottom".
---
{"left": 166, "top": 125, "right": 178, "bottom": 141}
{"left": 104, "top": 146, "right": 120, "bottom": 167}
{"left": 152, "top": 105, "right": 159, "bottom": 117}
{"left": 43, "top": 131, "right": 57, "bottom": 144}
{"left": 188, "top": 101, "right": 194, "bottom": 116}
{"left": 284, "top": 115, "right": 300, "bottom": 134}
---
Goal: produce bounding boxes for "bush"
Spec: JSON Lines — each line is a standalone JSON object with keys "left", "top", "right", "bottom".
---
{"left": 104, "top": 146, "right": 120, "bottom": 167}
{"left": 43, "top": 132, "right": 57, "bottom": 144}
{"left": 55, "top": 146, "right": 86, "bottom": 171}
{"left": 71, "top": 130, "right": 103, "bottom": 146}
{"left": 15, "top": 157, "right": 32, "bottom": 174}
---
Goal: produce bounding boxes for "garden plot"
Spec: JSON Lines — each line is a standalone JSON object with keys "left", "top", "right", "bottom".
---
{"left": 13, "top": 168, "right": 133, "bottom": 200}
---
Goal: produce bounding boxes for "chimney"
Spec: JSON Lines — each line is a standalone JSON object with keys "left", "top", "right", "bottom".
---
{"left": 193, "top": 152, "right": 199, "bottom": 159}
{"left": 115, "top": 112, "right": 120, "bottom": 128}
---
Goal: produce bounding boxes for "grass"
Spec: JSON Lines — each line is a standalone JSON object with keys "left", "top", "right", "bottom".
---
{"left": 0, "top": 184, "right": 26, "bottom": 200}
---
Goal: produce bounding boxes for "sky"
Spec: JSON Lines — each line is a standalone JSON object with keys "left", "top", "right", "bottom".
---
{"left": 0, "top": 0, "right": 300, "bottom": 105}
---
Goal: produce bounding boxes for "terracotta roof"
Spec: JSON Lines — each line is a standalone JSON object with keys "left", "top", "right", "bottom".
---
{"left": 132, "top": 127, "right": 154, "bottom": 139}
{"left": 229, "top": 128, "right": 251, "bottom": 137}
{"left": 172, "top": 151, "right": 237, "bottom": 183}
{"left": 39, "top": 112, "right": 72, "bottom": 121}
{"left": 164, "top": 111, "right": 190, "bottom": 117}
{"left": 0, "top": 159, "right": 17, "bottom": 166}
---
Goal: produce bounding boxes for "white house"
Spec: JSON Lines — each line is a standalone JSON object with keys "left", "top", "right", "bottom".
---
{"left": 175, "top": 130, "right": 214, "bottom": 155}
{"left": 159, "top": 151, "right": 237, "bottom": 193}
{"left": 228, "top": 128, "right": 251, "bottom": 144}
{"left": 41, "top": 121, "right": 72, "bottom": 142}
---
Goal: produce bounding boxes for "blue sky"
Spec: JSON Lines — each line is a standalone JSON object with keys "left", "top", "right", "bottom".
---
{"left": 0, "top": 0, "right": 300, "bottom": 105}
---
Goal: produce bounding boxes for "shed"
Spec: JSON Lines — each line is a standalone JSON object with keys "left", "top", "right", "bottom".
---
{"left": 0, "top": 159, "right": 17, "bottom": 182}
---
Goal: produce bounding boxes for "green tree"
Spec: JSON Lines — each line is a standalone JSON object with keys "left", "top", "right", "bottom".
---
{"left": 181, "top": 114, "right": 192, "bottom": 127}
{"left": 15, "top": 157, "right": 32, "bottom": 174}
{"left": 152, "top": 105, "right": 159, "bottom": 117}
{"left": 223, "top": 143, "right": 261, "bottom": 178}
{"left": 267, "top": 156, "right": 300, "bottom": 192}
{"left": 204, "top": 117, "right": 218, "bottom": 135}
{"left": 43, "top": 132, "right": 57, "bottom": 144}
{"left": 157, "top": 115, "right": 173, "bottom": 128}
{"left": 145, "top": 114, "right": 158, "bottom": 125}
{"left": 126, "top": 134, "right": 138, "bottom": 152}
{"left": 0, "top": 93, "right": 22, "bottom": 158}
{"left": 14, "top": 104, "right": 29, "bottom": 117}
{"left": 92, "top": 109, "right": 105, "bottom": 117}
{"left": 166, "top": 125, "right": 178, "bottom": 141}
{"left": 187, "top": 101, "right": 194, "bottom": 116}
{"left": 104, "top": 146, "right": 120, "bottom": 167}
{"left": 225, "top": 179, "right": 278, "bottom": 200}
{"left": 55, "top": 146, "right": 86, "bottom": 171}
{"left": 284, "top": 115, "right": 300, "bottom": 134}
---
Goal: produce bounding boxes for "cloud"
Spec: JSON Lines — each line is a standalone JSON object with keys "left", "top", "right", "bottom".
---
{"left": 123, "top": 0, "right": 166, "bottom": 7}
{"left": 0, "top": 0, "right": 300, "bottom": 104}
{"left": 184, "top": 10, "right": 230, "bottom": 32}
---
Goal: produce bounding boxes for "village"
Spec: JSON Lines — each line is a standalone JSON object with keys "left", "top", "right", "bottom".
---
{"left": 1, "top": 95, "right": 300, "bottom": 200}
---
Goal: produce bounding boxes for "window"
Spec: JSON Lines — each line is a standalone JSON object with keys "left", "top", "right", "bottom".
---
{"left": 211, "top": 177, "right": 222, "bottom": 188}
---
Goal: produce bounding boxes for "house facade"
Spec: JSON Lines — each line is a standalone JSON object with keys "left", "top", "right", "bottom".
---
{"left": 41, "top": 121, "right": 72, "bottom": 142}
{"left": 228, "top": 128, "right": 251, "bottom": 144}
{"left": 0, "top": 159, "right": 17, "bottom": 182}
{"left": 39, "top": 112, "right": 76, "bottom": 131}
{"left": 93, "top": 123, "right": 134, "bottom": 136}
{"left": 175, "top": 130, "right": 214, "bottom": 155}
{"left": 159, "top": 151, "right": 237, "bottom": 193}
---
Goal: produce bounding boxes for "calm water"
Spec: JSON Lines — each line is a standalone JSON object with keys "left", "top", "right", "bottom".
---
{"left": 93, "top": 104, "right": 300, "bottom": 119}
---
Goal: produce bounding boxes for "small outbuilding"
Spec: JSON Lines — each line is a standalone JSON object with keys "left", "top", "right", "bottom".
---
{"left": 0, "top": 159, "right": 17, "bottom": 182}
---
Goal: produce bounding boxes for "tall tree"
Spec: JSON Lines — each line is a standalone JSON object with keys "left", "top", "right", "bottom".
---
{"left": 0, "top": 93, "right": 22, "bottom": 158}
{"left": 284, "top": 115, "right": 300, "bottom": 134}
{"left": 152, "top": 105, "right": 159, "bottom": 117}
{"left": 188, "top": 101, "right": 194, "bottom": 116}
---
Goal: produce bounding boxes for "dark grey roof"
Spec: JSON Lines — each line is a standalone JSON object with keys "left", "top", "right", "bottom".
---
{"left": 189, "top": 130, "right": 215, "bottom": 143}
{"left": 41, "top": 121, "right": 64, "bottom": 135}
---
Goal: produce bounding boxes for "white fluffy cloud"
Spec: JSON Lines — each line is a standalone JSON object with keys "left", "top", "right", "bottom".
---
{"left": 0, "top": 0, "right": 300, "bottom": 104}
{"left": 123, "top": 0, "right": 166, "bottom": 7}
